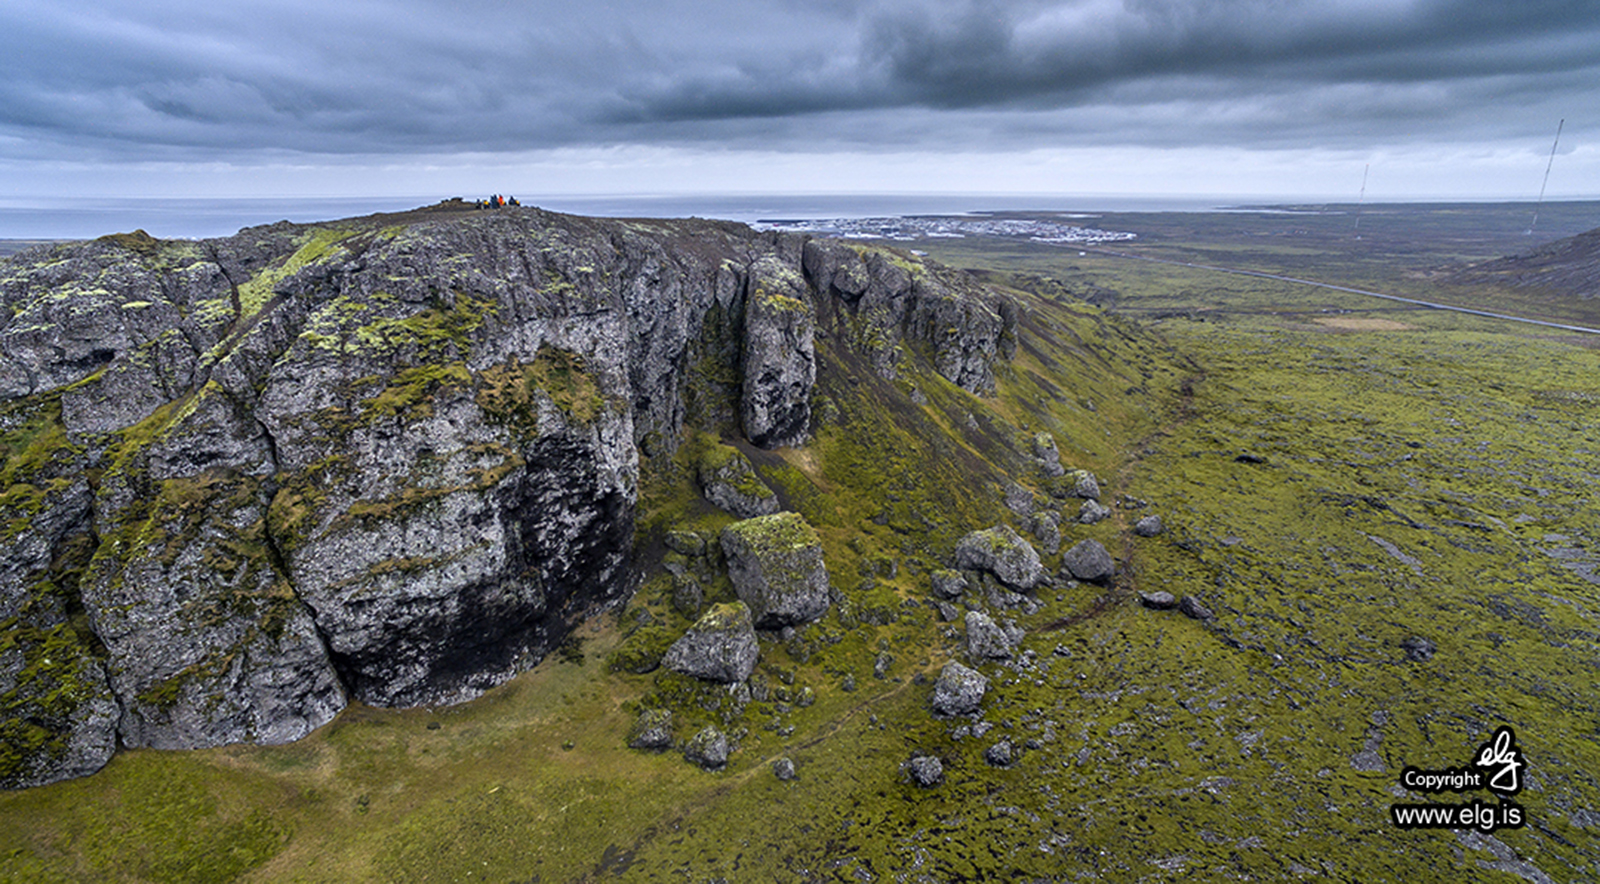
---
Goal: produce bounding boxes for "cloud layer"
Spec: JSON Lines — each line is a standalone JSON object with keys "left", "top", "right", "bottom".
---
{"left": 2, "top": 1, "right": 1595, "bottom": 195}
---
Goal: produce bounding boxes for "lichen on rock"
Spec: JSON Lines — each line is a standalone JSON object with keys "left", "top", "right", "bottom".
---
{"left": 720, "top": 513, "right": 831, "bottom": 629}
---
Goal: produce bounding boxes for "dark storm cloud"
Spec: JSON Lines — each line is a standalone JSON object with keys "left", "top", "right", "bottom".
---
{"left": 2, "top": 0, "right": 1595, "bottom": 158}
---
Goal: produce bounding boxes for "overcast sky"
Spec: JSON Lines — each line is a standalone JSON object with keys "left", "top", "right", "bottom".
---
{"left": 2, "top": 0, "right": 1597, "bottom": 204}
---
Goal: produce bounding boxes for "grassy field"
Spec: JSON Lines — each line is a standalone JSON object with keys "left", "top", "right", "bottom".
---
{"left": 4, "top": 203, "right": 1599, "bottom": 882}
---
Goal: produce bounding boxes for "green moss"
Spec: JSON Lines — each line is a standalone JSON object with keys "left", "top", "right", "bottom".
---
{"left": 476, "top": 346, "right": 608, "bottom": 428}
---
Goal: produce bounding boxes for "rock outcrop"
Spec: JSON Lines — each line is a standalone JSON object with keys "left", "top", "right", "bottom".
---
{"left": 0, "top": 204, "right": 1018, "bottom": 787}
{"left": 720, "top": 513, "right": 831, "bottom": 628}
{"left": 930, "top": 661, "right": 988, "bottom": 716}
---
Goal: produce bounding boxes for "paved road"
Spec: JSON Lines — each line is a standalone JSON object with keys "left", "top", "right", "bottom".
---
{"left": 1083, "top": 247, "right": 1600, "bottom": 336}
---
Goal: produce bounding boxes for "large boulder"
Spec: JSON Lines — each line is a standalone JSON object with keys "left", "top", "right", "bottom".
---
{"left": 930, "top": 661, "right": 989, "bottom": 716}
{"left": 1063, "top": 539, "right": 1116, "bottom": 584}
{"left": 720, "top": 513, "right": 831, "bottom": 628}
{"left": 695, "top": 443, "right": 780, "bottom": 518}
{"left": 684, "top": 725, "right": 730, "bottom": 770}
{"left": 953, "top": 525, "right": 1047, "bottom": 591}
{"left": 965, "top": 611, "right": 1022, "bottom": 661}
{"left": 661, "top": 602, "right": 759, "bottom": 684}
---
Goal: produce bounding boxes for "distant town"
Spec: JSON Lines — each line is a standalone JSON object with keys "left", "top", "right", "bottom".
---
{"left": 752, "top": 214, "right": 1138, "bottom": 244}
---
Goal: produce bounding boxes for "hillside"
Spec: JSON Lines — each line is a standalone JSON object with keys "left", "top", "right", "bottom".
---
{"left": 1451, "top": 225, "right": 1600, "bottom": 296}
{"left": 3, "top": 203, "right": 1599, "bottom": 882}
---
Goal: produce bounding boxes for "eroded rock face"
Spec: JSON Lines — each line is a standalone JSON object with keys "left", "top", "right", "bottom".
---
{"left": 720, "top": 513, "right": 831, "bottom": 628}
{"left": 954, "top": 525, "right": 1047, "bottom": 591}
{"left": 0, "top": 206, "right": 1019, "bottom": 786}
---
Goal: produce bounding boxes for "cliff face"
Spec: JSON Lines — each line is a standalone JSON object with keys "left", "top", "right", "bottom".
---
{"left": 0, "top": 205, "right": 1014, "bottom": 788}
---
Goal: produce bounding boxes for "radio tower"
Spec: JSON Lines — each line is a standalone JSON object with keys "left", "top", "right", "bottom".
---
{"left": 1528, "top": 119, "right": 1564, "bottom": 235}
{"left": 1354, "top": 164, "right": 1369, "bottom": 239}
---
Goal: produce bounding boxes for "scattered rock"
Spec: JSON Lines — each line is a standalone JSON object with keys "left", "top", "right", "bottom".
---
{"left": 1071, "top": 470, "right": 1101, "bottom": 500}
{"left": 627, "top": 709, "right": 674, "bottom": 750}
{"left": 670, "top": 573, "right": 704, "bottom": 619}
{"left": 953, "top": 525, "right": 1047, "bottom": 591}
{"left": 933, "top": 601, "right": 961, "bottom": 622}
{"left": 873, "top": 652, "right": 894, "bottom": 679}
{"left": 772, "top": 757, "right": 797, "bottom": 781}
{"left": 1030, "top": 511, "right": 1061, "bottom": 554}
{"left": 696, "top": 444, "right": 781, "bottom": 518}
{"left": 930, "top": 569, "right": 969, "bottom": 600}
{"left": 684, "top": 726, "right": 730, "bottom": 770}
{"left": 1003, "top": 481, "right": 1036, "bottom": 517}
{"left": 661, "top": 602, "right": 759, "bottom": 683}
{"left": 906, "top": 754, "right": 944, "bottom": 787}
{"left": 1062, "top": 539, "right": 1115, "bottom": 583}
{"left": 1178, "top": 596, "right": 1214, "bottom": 620}
{"left": 1139, "top": 590, "right": 1178, "bottom": 610}
{"left": 1400, "top": 636, "right": 1437, "bottom": 662}
{"left": 1234, "top": 453, "right": 1267, "bottom": 464}
{"left": 930, "top": 661, "right": 988, "bottom": 716}
{"left": 1134, "top": 515, "right": 1164, "bottom": 537}
{"left": 1031, "top": 432, "right": 1066, "bottom": 477}
{"left": 664, "top": 530, "right": 707, "bottom": 556}
{"left": 965, "top": 610, "right": 1022, "bottom": 661}
{"left": 984, "top": 740, "right": 1015, "bottom": 767}
{"left": 721, "top": 513, "right": 831, "bottom": 628}
{"left": 1078, "top": 499, "right": 1111, "bottom": 524}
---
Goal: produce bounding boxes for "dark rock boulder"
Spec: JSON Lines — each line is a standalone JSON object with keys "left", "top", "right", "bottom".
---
{"left": 929, "top": 569, "right": 969, "bottom": 600}
{"left": 1134, "top": 515, "right": 1165, "bottom": 537}
{"left": 930, "top": 661, "right": 988, "bottom": 716}
{"left": 684, "top": 725, "right": 730, "bottom": 770}
{"left": 965, "top": 611, "right": 1022, "bottom": 661}
{"left": 953, "top": 525, "right": 1046, "bottom": 591}
{"left": 720, "top": 513, "right": 831, "bottom": 628}
{"left": 627, "top": 708, "right": 674, "bottom": 750}
{"left": 1071, "top": 470, "right": 1102, "bottom": 500}
{"left": 694, "top": 444, "right": 780, "bottom": 518}
{"left": 984, "top": 740, "right": 1015, "bottom": 768}
{"left": 1178, "top": 595, "right": 1215, "bottom": 620}
{"left": 661, "top": 602, "right": 759, "bottom": 684}
{"left": 1138, "top": 590, "right": 1178, "bottom": 610}
{"left": 906, "top": 754, "right": 944, "bottom": 787}
{"left": 1063, "top": 539, "right": 1115, "bottom": 584}
{"left": 1031, "top": 432, "right": 1066, "bottom": 477}
{"left": 1078, "top": 499, "right": 1111, "bottom": 524}
{"left": 772, "top": 756, "right": 797, "bottom": 780}
{"left": 1400, "top": 636, "right": 1437, "bottom": 662}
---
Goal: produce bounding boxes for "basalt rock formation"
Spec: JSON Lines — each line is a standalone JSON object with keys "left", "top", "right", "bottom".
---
{"left": 0, "top": 203, "right": 1015, "bottom": 788}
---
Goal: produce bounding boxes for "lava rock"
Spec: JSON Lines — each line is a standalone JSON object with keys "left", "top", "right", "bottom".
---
{"left": 1071, "top": 470, "right": 1101, "bottom": 500}
{"left": 930, "top": 661, "right": 989, "bottom": 716}
{"left": 984, "top": 740, "right": 1015, "bottom": 768}
{"left": 1134, "top": 515, "right": 1165, "bottom": 537}
{"left": 906, "top": 754, "right": 945, "bottom": 787}
{"left": 953, "top": 525, "right": 1047, "bottom": 591}
{"left": 772, "top": 757, "right": 797, "bottom": 781}
{"left": 1139, "top": 590, "right": 1178, "bottom": 610}
{"left": 1178, "top": 595, "right": 1215, "bottom": 620}
{"left": 965, "top": 610, "right": 1022, "bottom": 661}
{"left": 741, "top": 256, "right": 816, "bottom": 449}
{"left": 1078, "top": 499, "right": 1112, "bottom": 524}
{"left": 695, "top": 444, "right": 780, "bottom": 518}
{"left": 684, "top": 726, "right": 730, "bottom": 770}
{"left": 661, "top": 602, "right": 759, "bottom": 683}
{"left": 1031, "top": 432, "right": 1066, "bottom": 477}
{"left": 720, "top": 513, "right": 831, "bottom": 628}
{"left": 1400, "top": 636, "right": 1437, "bottom": 662}
{"left": 1063, "top": 539, "right": 1116, "bottom": 583}
{"left": 930, "top": 569, "right": 969, "bottom": 600}
{"left": 627, "top": 709, "right": 674, "bottom": 750}
{"left": 1030, "top": 511, "right": 1061, "bottom": 555}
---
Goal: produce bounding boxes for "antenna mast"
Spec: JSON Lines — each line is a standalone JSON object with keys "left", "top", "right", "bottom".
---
{"left": 1528, "top": 118, "right": 1564, "bottom": 235}
{"left": 1354, "top": 164, "right": 1369, "bottom": 238}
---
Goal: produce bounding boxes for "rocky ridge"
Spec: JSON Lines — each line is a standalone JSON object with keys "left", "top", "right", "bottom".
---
{"left": 0, "top": 204, "right": 1017, "bottom": 788}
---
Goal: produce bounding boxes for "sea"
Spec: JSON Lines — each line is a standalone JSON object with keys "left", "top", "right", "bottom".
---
{"left": 0, "top": 193, "right": 1302, "bottom": 242}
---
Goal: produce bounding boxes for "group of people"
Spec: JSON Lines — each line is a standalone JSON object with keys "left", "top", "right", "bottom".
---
{"left": 477, "top": 195, "right": 520, "bottom": 208}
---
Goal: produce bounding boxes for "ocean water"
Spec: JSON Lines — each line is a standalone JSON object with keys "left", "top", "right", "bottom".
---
{"left": 0, "top": 193, "right": 1277, "bottom": 241}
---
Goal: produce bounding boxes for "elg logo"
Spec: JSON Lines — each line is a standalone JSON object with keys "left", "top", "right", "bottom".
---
{"left": 1473, "top": 726, "right": 1523, "bottom": 796}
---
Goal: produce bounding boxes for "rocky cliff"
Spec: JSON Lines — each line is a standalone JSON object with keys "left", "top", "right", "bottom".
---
{"left": 0, "top": 202, "right": 1015, "bottom": 788}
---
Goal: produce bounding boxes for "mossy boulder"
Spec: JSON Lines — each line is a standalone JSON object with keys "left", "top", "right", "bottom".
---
{"left": 930, "top": 661, "right": 988, "bottom": 716}
{"left": 953, "top": 524, "right": 1047, "bottom": 591}
{"left": 695, "top": 443, "right": 779, "bottom": 518}
{"left": 627, "top": 708, "right": 674, "bottom": 750}
{"left": 661, "top": 602, "right": 759, "bottom": 684}
{"left": 719, "top": 513, "right": 831, "bottom": 628}
{"left": 1062, "top": 539, "right": 1115, "bottom": 584}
